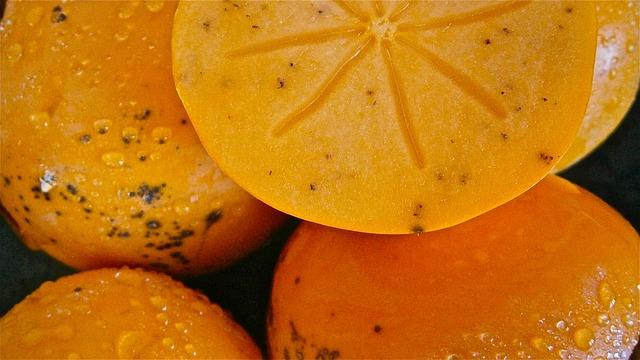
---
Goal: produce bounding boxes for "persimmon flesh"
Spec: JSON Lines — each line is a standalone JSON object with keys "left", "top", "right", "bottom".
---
{"left": 269, "top": 175, "right": 640, "bottom": 359}
{"left": 173, "top": 1, "right": 597, "bottom": 233}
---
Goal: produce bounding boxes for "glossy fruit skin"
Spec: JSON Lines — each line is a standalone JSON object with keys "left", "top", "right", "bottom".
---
{"left": 556, "top": 1, "right": 640, "bottom": 171}
{"left": 0, "top": 0, "right": 287, "bottom": 274}
{"left": 173, "top": 1, "right": 597, "bottom": 234}
{"left": 0, "top": 268, "right": 262, "bottom": 359}
{"left": 269, "top": 175, "right": 640, "bottom": 359}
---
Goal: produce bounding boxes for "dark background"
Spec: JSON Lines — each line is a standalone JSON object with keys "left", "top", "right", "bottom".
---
{"left": 1, "top": 0, "right": 638, "bottom": 357}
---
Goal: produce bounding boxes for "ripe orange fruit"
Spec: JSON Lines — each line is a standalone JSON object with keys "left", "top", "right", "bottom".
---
{"left": 0, "top": 268, "right": 261, "bottom": 359}
{"left": 0, "top": 0, "right": 287, "bottom": 274}
{"left": 173, "top": 1, "right": 597, "bottom": 233}
{"left": 556, "top": 1, "right": 640, "bottom": 171}
{"left": 269, "top": 175, "right": 640, "bottom": 359}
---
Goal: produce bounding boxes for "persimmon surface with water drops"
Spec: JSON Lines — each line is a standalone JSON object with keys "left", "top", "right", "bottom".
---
{"left": 173, "top": 1, "right": 597, "bottom": 234}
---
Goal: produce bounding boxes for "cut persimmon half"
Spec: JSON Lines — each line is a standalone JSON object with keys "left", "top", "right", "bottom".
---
{"left": 173, "top": 1, "right": 597, "bottom": 234}
{"left": 556, "top": 0, "right": 640, "bottom": 171}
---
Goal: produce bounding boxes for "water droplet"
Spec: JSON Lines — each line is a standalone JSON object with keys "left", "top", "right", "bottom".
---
{"left": 156, "top": 312, "right": 169, "bottom": 324}
{"left": 39, "top": 170, "right": 57, "bottom": 193}
{"left": 94, "top": 119, "right": 113, "bottom": 134}
{"left": 22, "top": 328, "right": 44, "bottom": 347}
{"left": 102, "top": 152, "right": 125, "bottom": 168}
{"left": 184, "top": 344, "right": 196, "bottom": 357}
{"left": 118, "top": 1, "right": 140, "bottom": 19}
{"left": 573, "top": 328, "right": 595, "bottom": 351}
{"left": 530, "top": 337, "right": 546, "bottom": 352}
{"left": 6, "top": 43, "right": 23, "bottom": 64}
{"left": 622, "top": 313, "right": 635, "bottom": 327}
{"left": 116, "top": 331, "right": 147, "bottom": 359}
{"left": 25, "top": 6, "right": 44, "bottom": 26}
{"left": 52, "top": 325, "right": 75, "bottom": 340}
{"left": 145, "top": 1, "right": 165, "bottom": 12}
{"left": 608, "top": 69, "right": 618, "bottom": 80}
{"left": 114, "top": 31, "right": 130, "bottom": 42}
{"left": 150, "top": 152, "right": 161, "bottom": 161}
{"left": 115, "top": 270, "right": 142, "bottom": 286}
{"left": 121, "top": 127, "right": 139, "bottom": 144}
{"left": 29, "top": 112, "right": 51, "bottom": 128}
{"left": 161, "top": 337, "right": 175, "bottom": 349}
{"left": 556, "top": 320, "right": 567, "bottom": 331}
{"left": 597, "top": 313, "right": 610, "bottom": 325}
{"left": 598, "top": 281, "right": 616, "bottom": 308}
{"left": 557, "top": 349, "right": 570, "bottom": 359}
{"left": 149, "top": 296, "right": 167, "bottom": 311}
{"left": 152, "top": 127, "right": 172, "bottom": 144}
{"left": 446, "top": 354, "right": 460, "bottom": 360}
{"left": 174, "top": 322, "right": 187, "bottom": 333}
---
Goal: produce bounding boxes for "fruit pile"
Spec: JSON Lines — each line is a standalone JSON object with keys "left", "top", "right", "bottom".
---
{"left": 1, "top": 1, "right": 638, "bottom": 359}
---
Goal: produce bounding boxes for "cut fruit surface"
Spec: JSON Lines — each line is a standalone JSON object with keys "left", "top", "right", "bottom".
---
{"left": 173, "top": 1, "right": 597, "bottom": 233}
{"left": 556, "top": 1, "right": 640, "bottom": 171}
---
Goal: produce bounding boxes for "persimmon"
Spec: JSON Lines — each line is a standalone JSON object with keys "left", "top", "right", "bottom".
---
{"left": 0, "top": 0, "right": 287, "bottom": 274}
{"left": 269, "top": 175, "right": 640, "bottom": 359}
{"left": 0, "top": 268, "right": 261, "bottom": 359}
{"left": 556, "top": 1, "right": 640, "bottom": 171}
{"left": 173, "top": 1, "right": 597, "bottom": 234}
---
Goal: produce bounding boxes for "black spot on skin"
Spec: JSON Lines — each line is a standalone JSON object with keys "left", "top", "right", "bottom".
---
{"left": 502, "top": 27, "right": 511, "bottom": 34}
{"left": 436, "top": 173, "right": 444, "bottom": 181}
{"left": 66, "top": 184, "right": 78, "bottom": 195}
{"left": 268, "top": 170, "right": 273, "bottom": 176}
{"left": 251, "top": 24, "right": 260, "bottom": 29}
{"left": 539, "top": 152, "right": 555, "bottom": 165}
{"left": 289, "top": 62, "right": 295, "bottom": 68}
{"left": 316, "top": 348, "right": 340, "bottom": 360}
{"left": 51, "top": 5, "right": 67, "bottom": 23}
{"left": 23, "top": 206, "right": 30, "bottom": 212}
{"left": 411, "top": 225, "right": 424, "bottom": 234}
{"left": 149, "top": 262, "right": 170, "bottom": 270}
{"left": 459, "top": 173, "right": 469, "bottom": 185}
{"left": 168, "top": 229, "right": 194, "bottom": 241}
{"left": 325, "top": 154, "right": 332, "bottom": 160}
{"left": 309, "top": 183, "right": 317, "bottom": 191}
{"left": 413, "top": 203, "right": 423, "bottom": 217}
{"left": 170, "top": 252, "right": 190, "bottom": 264}
{"left": 290, "top": 321, "right": 305, "bottom": 343}
{"left": 202, "top": 21, "right": 210, "bottom": 31}
{"left": 145, "top": 242, "right": 155, "bottom": 248}
{"left": 117, "top": 231, "right": 130, "bottom": 238}
{"left": 138, "top": 154, "right": 147, "bottom": 162}
{"left": 134, "top": 109, "right": 151, "bottom": 120}
{"left": 565, "top": 7, "right": 573, "bottom": 13}
{"left": 136, "top": 183, "right": 163, "bottom": 204}
{"left": 484, "top": 39, "right": 491, "bottom": 45}
{"left": 542, "top": 97, "right": 548, "bottom": 102}
{"left": 277, "top": 77, "right": 285, "bottom": 89}
{"left": 131, "top": 210, "right": 144, "bottom": 219}
{"left": 49, "top": 238, "right": 57, "bottom": 244}
{"left": 3, "top": 177, "right": 11, "bottom": 187}
{"left": 294, "top": 276, "right": 300, "bottom": 285}
{"left": 180, "top": 119, "right": 187, "bottom": 125}
{"left": 205, "top": 209, "right": 222, "bottom": 229}
{"left": 373, "top": 325, "right": 382, "bottom": 333}
{"left": 146, "top": 220, "right": 161, "bottom": 229}
{"left": 79, "top": 134, "right": 91, "bottom": 143}
{"left": 500, "top": 132, "right": 509, "bottom": 140}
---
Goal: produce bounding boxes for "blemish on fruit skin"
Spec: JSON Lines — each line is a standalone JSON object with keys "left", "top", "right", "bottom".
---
{"left": 134, "top": 109, "right": 151, "bottom": 120}
{"left": 309, "top": 183, "right": 317, "bottom": 191}
{"left": 51, "top": 5, "right": 67, "bottom": 23}
{"left": 146, "top": 220, "right": 162, "bottom": 229}
{"left": 277, "top": 77, "right": 286, "bottom": 89}
{"left": 411, "top": 225, "right": 424, "bottom": 234}
{"left": 205, "top": 209, "right": 222, "bottom": 229}
{"left": 373, "top": 325, "right": 382, "bottom": 333}
{"left": 539, "top": 152, "right": 555, "bottom": 165}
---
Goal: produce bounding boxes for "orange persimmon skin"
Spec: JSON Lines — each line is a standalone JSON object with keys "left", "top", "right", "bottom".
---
{"left": 0, "top": 1, "right": 287, "bottom": 274}
{"left": 0, "top": 268, "right": 261, "bottom": 359}
{"left": 173, "top": 1, "right": 597, "bottom": 234}
{"left": 557, "top": 1, "right": 640, "bottom": 171}
{"left": 269, "top": 176, "right": 640, "bottom": 359}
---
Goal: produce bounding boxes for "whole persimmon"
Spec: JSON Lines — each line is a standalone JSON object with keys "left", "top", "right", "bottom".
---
{"left": 269, "top": 175, "right": 640, "bottom": 359}
{"left": 556, "top": 0, "right": 640, "bottom": 171}
{"left": 0, "top": 0, "right": 287, "bottom": 274}
{"left": 0, "top": 268, "right": 261, "bottom": 359}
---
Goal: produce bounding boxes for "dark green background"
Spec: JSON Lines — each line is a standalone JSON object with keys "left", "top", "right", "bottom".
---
{"left": 1, "top": 0, "right": 638, "bottom": 356}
